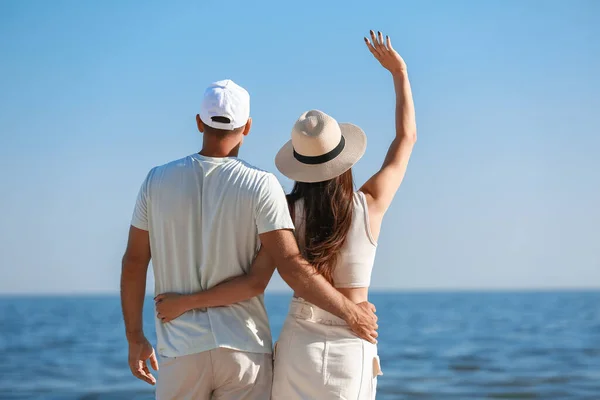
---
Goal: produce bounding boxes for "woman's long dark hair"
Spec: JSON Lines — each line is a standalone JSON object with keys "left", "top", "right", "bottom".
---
{"left": 286, "top": 169, "right": 354, "bottom": 284}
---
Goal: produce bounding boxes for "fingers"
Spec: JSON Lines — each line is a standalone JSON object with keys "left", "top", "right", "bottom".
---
{"left": 357, "top": 301, "right": 378, "bottom": 321}
{"left": 156, "top": 312, "right": 168, "bottom": 323}
{"left": 349, "top": 320, "right": 379, "bottom": 344}
{"left": 352, "top": 329, "right": 373, "bottom": 343}
{"left": 155, "top": 292, "right": 177, "bottom": 302}
{"left": 367, "top": 302, "right": 376, "bottom": 313}
{"left": 369, "top": 30, "right": 384, "bottom": 58}
{"left": 370, "top": 333, "right": 378, "bottom": 344}
{"left": 368, "top": 329, "right": 378, "bottom": 344}
{"left": 366, "top": 320, "right": 378, "bottom": 332}
{"left": 364, "top": 37, "right": 378, "bottom": 57}
{"left": 142, "top": 361, "right": 157, "bottom": 385}
{"left": 130, "top": 364, "right": 148, "bottom": 383}
{"left": 360, "top": 329, "right": 378, "bottom": 344}
{"left": 149, "top": 349, "right": 159, "bottom": 371}
{"left": 366, "top": 30, "right": 394, "bottom": 55}
{"left": 365, "top": 321, "right": 379, "bottom": 331}
{"left": 130, "top": 360, "right": 156, "bottom": 385}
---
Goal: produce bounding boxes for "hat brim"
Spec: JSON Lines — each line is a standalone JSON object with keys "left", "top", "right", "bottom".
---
{"left": 275, "top": 123, "right": 367, "bottom": 183}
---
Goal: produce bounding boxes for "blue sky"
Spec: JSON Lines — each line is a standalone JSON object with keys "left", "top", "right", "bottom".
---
{"left": 0, "top": 0, "right": 598, "bottom": 294}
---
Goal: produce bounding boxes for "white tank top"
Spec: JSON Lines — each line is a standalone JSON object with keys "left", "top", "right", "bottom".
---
{"left": 293, "top": 191, "right": 378, "bottom": 288}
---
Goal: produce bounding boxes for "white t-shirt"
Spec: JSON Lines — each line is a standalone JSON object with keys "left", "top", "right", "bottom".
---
{"left": 131, "top": 153, "right": 294, "bottom": 357}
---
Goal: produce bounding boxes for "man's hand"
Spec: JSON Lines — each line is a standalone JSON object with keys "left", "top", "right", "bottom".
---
{"left": 155, "top": 293, "right": 190, "bottom": 323}
{"left": 345, "top": 301, "right": 379, "bottom": 343}
{"left": 128, "top": 336, "right": 158, "bottom": 385}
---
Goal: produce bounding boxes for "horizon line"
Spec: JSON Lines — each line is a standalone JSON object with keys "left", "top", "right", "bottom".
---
{"left": 1, "top": 287, "right": 599, "bottom": 297}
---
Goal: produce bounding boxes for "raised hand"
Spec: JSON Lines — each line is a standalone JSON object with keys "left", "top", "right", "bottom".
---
{"left": 364, "top": 30, "right": 407, "bottom": 76}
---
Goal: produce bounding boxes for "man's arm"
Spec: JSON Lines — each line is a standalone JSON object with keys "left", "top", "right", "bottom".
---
{"left": 121, "top": 225, "right": 158, "bottom": 385}
{"left": 155, "top": 249, "right": 275, "bottom": 322}
{"left": 121, "top": 226, "right": 150, "bottom": 341}
{"left": 259, "top": 229, "right": 378, "bottom": 343}
{"left": 254, "top": 173, "right": 377, "bottom": 342}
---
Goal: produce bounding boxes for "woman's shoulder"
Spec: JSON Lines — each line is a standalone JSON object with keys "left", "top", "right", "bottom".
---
{"left": 353, "top": 190, "right": 368, "bottom": 207}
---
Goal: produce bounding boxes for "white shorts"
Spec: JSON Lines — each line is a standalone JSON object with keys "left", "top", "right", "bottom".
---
{"left": 272, "top": 298, "right": 383, "bottom": 400}
{"left": 156, "top": 347, "right": 272, "bottom": 400}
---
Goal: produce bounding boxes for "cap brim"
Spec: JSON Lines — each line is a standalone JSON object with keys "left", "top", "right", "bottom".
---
{"left": 275, "top": 123, "right": 367, "bottom": 183}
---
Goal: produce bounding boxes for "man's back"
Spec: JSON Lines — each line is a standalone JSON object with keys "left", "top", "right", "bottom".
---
{"left": 132, "top": 153, "right": 291, "bottom": 357}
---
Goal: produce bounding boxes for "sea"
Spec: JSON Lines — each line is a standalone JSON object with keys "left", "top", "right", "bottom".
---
{"left": 0, "top": 291, "right": 599, "bottom": 400}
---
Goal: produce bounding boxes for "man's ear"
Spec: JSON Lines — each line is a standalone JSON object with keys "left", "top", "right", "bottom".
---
{"left": 196, "top": 114, "right": 205, "bottom": 133}
{"left": 242, "top": 118, "right": 252, "bottom": 136}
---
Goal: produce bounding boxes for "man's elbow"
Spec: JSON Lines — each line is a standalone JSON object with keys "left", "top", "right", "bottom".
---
{"left": 246, "top": 274, "right": 270, "bottom": 297}
{"left": 276, "top": 263, "right": 306, "bottom": 292}
{"left": 276, "top": 265, "right": 293, "bottom": 285}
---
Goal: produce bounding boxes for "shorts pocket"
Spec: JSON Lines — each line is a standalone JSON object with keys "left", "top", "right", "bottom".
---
{"left": 372, "top": 355, "right": 383, "bottom": 377}
{"left": 158, "top": 354, "right": 178, "bottom": 369}
{"left": 369, "top": 355, "right": 382, "bottom": 400}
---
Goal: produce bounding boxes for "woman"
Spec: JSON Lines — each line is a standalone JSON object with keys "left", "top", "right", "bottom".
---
{"left": 155, "top": 30, "right": 416, "bottom": 399}
{"left": 269, "top": 30, "right": 416, "bottom": 399}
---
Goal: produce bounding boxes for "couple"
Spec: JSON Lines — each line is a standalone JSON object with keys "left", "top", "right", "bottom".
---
{"left": 120, "top": 31, "right": 416, "bottom": 400}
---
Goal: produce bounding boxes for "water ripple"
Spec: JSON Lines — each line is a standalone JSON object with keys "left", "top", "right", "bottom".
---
{"left": 1, "top": 291, "right": 599, "bottom": 400}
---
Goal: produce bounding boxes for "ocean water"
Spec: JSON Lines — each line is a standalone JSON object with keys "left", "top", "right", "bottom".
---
{"left": 0, "top": 291, "right": 599, "bottom": 400}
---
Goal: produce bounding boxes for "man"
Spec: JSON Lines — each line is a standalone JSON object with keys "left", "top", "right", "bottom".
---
{"left": 120, "top": 79, "right": 378, "bottom": 399}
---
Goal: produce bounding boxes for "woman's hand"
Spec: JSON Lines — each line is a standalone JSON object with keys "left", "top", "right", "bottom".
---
{"left": 364, "top": 30, "right": 407, "bottom": 76}
{"left": 155, "top": 293, "right": 190, "bottom": 323}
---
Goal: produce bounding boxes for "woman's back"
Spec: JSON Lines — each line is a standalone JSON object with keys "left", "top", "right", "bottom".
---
{"left": 276, "top": 190, "right": 383, "bottom": 399}
{"left": 272, "top": 30, "right": 416, "bottom": 400}
{"left": 293, "top": 191, "right": 377, "bottom": 303}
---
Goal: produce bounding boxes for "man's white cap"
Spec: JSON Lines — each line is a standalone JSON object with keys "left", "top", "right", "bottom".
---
{"left": 199, "top": 79, "right": 250, "bottom": 130}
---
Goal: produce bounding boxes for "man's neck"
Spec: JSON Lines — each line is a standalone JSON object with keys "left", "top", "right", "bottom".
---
{"left": 198, "top": 148, "right": 239, "bottom": 158}
{"left": 199, "top": 138, "right": 241, "bottom": 158}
